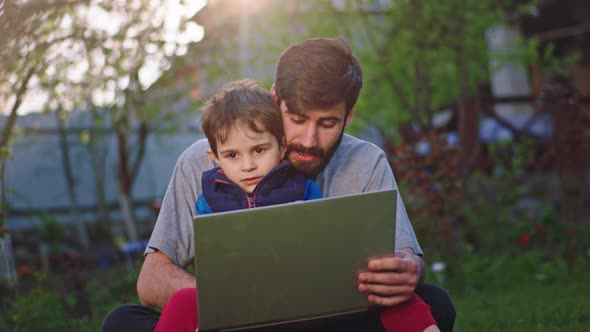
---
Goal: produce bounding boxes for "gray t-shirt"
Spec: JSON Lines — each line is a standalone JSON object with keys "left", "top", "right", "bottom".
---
{"left": 146, "top": 134, "right": 422, "bottom": 267}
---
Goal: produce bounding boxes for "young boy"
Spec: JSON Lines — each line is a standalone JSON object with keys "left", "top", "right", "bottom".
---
{"left": 154, "top": 79, "right": 439, "bottom": 332}
{"left": 195, "top": 79, "right": 322, "bottom": 214}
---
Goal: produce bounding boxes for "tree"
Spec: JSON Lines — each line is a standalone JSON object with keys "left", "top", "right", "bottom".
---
{"left": 2, "top": 0, "right": 203, "bottom": 245}
{"left": 193, "top": 0, "right": 510, "bottom": 136}
{"left": 1, "top": 0, "right": 84, "bottom": 285}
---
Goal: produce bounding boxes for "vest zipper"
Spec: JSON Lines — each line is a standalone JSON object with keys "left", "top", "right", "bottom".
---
{"left": 214, "top": 162, "right": 286, "bottom": 209}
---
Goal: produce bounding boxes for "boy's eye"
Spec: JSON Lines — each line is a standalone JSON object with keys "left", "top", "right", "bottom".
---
{"left": 226, "top": 152, "right": 237, "bottom": 159}
{"left": 254, "top": 147, "right": 266, "bottom": 154}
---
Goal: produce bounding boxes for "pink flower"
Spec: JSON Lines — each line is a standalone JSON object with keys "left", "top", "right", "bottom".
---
{"left": 519, "top": 233, "right": 530, "bottom": 247}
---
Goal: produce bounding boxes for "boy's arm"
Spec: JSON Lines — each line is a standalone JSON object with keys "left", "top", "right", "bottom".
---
{"left": 303, "top": 179, "right": 323, "bottom": 200}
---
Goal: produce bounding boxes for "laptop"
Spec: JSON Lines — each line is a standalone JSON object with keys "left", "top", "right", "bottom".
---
{"left": 193, "top": 189, "right": 397, "bottom": 331}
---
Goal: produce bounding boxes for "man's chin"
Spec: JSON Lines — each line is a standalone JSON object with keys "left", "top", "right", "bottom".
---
{"left": 287, "top": 155, "right": 322, "bottom": 177}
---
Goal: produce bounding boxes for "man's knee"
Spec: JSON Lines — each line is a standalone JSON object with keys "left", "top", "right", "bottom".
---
{"left": 103, "top": 304, "right": 134, "bottom": 332}
{"left": 415, "top": 283, "right": 456, "bottom": 332}
{"left": 102, "top": 304, "right": 160, "bottom": 332}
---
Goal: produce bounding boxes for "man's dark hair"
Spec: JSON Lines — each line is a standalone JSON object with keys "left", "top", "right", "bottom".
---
{"left": 274, "top": 37, "right": 363, "bottom": 114}
{"left": 201, "top": 79, "right": 283, "bottom": 156}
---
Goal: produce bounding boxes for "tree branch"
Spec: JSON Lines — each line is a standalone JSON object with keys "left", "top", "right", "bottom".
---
{"left": 0, "top": 66, "right": 36, "bottom": 149}
{"left": 358, "top": 8, "right": 413, "bottom": 114}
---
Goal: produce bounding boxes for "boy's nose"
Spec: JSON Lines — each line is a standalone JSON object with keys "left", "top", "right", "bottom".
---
{"left": 240, "top": 156, "right": 256, "bottom": 171}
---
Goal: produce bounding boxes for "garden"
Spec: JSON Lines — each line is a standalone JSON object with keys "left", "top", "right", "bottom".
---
{"left": 2, "top": 0, "right": 590, "bottom": 331}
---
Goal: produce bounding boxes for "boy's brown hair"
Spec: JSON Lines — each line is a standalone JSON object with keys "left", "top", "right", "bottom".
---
{"left": 274, "top": 37, "right": 363, "bottom": 115}
{"left": 201, "top": 79, "right": 283, "bottom": 156}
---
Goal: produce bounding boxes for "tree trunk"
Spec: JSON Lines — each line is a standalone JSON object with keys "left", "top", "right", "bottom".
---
{"left": 117, "top": 129, "right": 139, "bottom": 242}
{"left": 56, "top": 111, "right": 90, "bottom": 249}
{"left": 87, "top": 125, "right": 112, "bottom": 235}
{"left": 0, "top": 234, "right": 17, "bottom": 284}
{"left": 0, "top": 151, "right": 16, "bottom": 284}
{"left": 119, "top": 192, "right": 139, "bottom": 242}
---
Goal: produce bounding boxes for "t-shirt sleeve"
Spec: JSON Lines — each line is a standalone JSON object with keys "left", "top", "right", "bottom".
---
{"left": 145, "top": 139, "right": 214, "bottom": 267}
{"left": 303, "top": 180, "right": 323, "bottom": 200}
{"left": 195, "top": 194, "right": 213, "bottom": 215}
{"left": 366, "top": 151, "right": 423, "bottom": 256}
{"left": 317, "top": 136, "right": 422, "bottom": 256}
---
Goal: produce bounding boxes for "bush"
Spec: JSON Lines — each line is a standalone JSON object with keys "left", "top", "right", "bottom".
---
{"left": 1, "top": 267, "right": 141, "bottom": 332}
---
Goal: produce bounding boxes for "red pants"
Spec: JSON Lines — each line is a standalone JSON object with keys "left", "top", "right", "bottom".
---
{"left": 155, "top": 288, "right": 436, "bottom": 332}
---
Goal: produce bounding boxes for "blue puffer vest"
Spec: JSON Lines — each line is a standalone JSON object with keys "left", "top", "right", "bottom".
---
{"left": 201, "top": 161, "right": 307, "bottom": 213}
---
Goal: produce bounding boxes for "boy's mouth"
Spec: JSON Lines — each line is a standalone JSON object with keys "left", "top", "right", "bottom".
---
{"left": 242, "top": 177, "right": 261, "bottom": 186}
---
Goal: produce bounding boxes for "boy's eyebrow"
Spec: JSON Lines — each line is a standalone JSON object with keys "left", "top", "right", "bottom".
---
{"left": 252, "top": 142, "right": 273, "bottom": 149}
{"left": 218, "top": 148, "right": 236, "bottom": 155}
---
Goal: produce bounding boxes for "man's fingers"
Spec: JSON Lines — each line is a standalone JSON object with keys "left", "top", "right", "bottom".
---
{"left": 368, "top": 256, "right": 416, "bottom": 273}
{"left": 367, "top": 293, "right": 411, "bottom": 306}
{"left": 358, "top": 282, "right": 412, "bottom": 296}
{"left": 358, "top": 271, "right": 412, "bottom": 285}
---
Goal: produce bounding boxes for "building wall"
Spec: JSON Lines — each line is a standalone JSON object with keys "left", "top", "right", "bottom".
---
{"left": 3, "top": 111, "right": 204, "bottom": 231}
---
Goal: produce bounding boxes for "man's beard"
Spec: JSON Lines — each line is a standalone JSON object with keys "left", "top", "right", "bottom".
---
{"left": 285, "top": 133, "right": 343, "bottom": 178}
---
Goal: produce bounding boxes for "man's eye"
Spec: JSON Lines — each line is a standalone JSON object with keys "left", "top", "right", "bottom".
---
{"left": 290, "top": 116, "right": 305, "bottom": 124}
{"left": 320, "top": 121, "right": 338, "bottom": 129}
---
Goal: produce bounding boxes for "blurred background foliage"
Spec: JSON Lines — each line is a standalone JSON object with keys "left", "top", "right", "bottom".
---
{"left": 1, "top": 0, "right": 589, "bottom": 330}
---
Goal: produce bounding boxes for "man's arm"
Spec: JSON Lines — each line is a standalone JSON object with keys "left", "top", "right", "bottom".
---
{"left": 137, "top": 251, "right": 196, "bottom": 307}
{"left": 357, "top": 248, "right": 425, "bottom": 306}
{"left": 137, "top": 139, "right": 214, "bottom": 307}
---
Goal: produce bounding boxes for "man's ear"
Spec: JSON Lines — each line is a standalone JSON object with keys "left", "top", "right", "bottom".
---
{"left": 345, "top": 107, "right": 355, "bottom": 127}
{"left": 270, "top": 84, "right": 279, "bottom": 103}
{"left": 207, "top": 149, "right": 220, "bottom": 165}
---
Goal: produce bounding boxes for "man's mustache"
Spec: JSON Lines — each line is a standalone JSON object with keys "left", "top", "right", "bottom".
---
{"left": 286, "top": 144, "right": 324, "bottom": 158}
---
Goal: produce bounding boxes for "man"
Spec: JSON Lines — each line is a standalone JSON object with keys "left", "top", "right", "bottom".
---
{"left": 103, "top": 37, "right": 455, "bottom": 332}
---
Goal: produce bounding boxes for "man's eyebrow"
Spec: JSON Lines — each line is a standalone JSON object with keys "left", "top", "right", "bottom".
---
{"left": 286, "top": 108, "right": 308, "bottom": 117}
{"left": 320, "top": 116, "right": 342, "bottom": 122}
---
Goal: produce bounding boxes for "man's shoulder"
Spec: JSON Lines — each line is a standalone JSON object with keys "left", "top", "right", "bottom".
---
{"left": 335, "top": 134, "right": 386, "bottom": 159}
{"left": 322, "top": 134, "right": 388, "bottom": 175}
{"left": 177, "top": 138, "right": 215, "bottom": 170}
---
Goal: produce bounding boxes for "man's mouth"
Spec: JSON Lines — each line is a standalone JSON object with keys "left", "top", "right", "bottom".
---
{"left": 294, "top": 151, "right": 317, "bottom": 162}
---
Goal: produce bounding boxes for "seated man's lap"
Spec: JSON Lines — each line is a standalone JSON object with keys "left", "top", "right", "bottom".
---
{"left": 102, "top": 283, "right": 455, "bottom": 332}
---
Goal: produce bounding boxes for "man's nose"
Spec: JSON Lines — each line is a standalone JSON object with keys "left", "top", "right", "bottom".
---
{"left": 299, "top": 124, "right": 318, "bottom": 148}
{"left": 240, "top": 155, "right": 257, "bottom": 171}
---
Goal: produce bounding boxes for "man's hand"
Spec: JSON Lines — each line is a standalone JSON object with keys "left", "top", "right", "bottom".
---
{"left": 357, "top": 249, "right": 423, "bottom": 306}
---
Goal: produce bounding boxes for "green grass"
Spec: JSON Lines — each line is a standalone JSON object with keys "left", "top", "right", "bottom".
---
{"left": 449, "top": 267, "right": 590, "bottom": 331}
{"left": 3, "top": 254, "right": 589, "bottom": 331}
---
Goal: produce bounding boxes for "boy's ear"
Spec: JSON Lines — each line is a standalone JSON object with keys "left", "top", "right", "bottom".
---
{"left": 345, "top": 107, "right": 355, "bottom": 127}
{"left": 207, "top": 149, "right": 220, "bottom": 164}
{"left": 270, "top": 84, "right": 279, "bottom": 103}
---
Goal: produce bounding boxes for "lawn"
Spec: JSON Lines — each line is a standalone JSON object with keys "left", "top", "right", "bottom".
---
{"left": 450, "top": 272, "right": 590, "bottom": 331}
{"left": 2, "top": 253, "right": 589, "bottom": 331}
